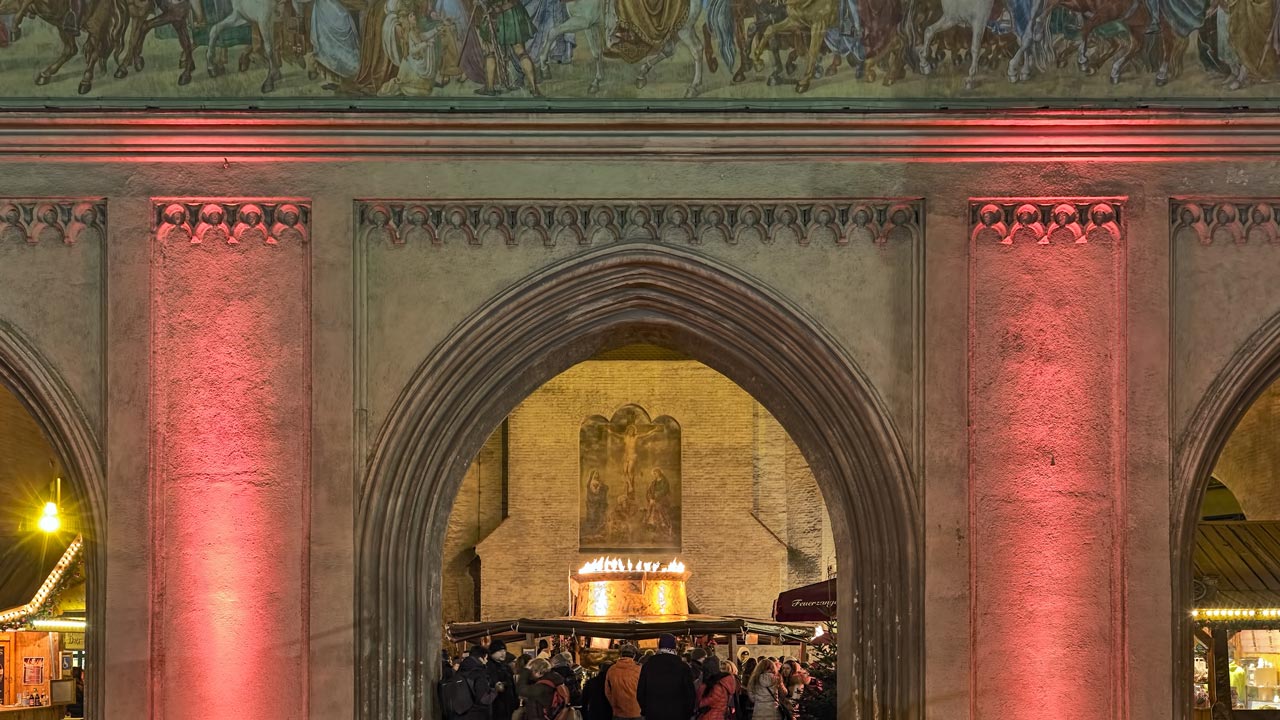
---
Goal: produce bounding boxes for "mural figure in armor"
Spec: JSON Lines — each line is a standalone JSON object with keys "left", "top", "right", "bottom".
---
{"left": 580, "top": 404, "right": 681, "bottom": 551}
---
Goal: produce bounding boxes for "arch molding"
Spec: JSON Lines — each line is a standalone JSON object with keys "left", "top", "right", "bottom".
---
{"left": 357, "top": 244, "right": 922, "bottom": 720}
{"left": 1172, "top": 310, "right": 1280, "bottom": 719}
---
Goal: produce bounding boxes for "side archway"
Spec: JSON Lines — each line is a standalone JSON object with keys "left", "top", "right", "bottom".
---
{"left": 1171, "top": 310, "right": 1280, "bottom": 718}
{"left": 0, "top": 320, "right": 105, "bottom": 718}
{"left": 357, "top": 244, "right": 922, "bottom": 720}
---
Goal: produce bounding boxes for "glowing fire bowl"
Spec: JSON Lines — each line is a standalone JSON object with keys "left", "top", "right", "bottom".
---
{"left": 572, "top": 558, "right": 690, "bottom": 618}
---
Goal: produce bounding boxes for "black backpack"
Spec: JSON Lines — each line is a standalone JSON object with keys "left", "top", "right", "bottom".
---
{"left": 443, "top": 675, "right": 476, "bottom": 717}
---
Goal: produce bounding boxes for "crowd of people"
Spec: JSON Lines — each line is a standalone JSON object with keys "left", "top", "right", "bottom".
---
{"left": 440, "top": 634, "right": 820, "bottom": 720}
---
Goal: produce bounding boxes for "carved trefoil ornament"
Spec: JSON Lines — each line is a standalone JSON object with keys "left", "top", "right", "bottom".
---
{"left": 1172, "top": 199, "right": 1280, "bottom": 246}
{"left": 357, "top": 200, "right": 923, "bottom": 247}
{"left": 153, "top": 200, "right": 310, "bottom": 245}
{"left": 970, "top": 199, "right": 1124, "bottom": 245}
{"left": 0, "top": 199, "right": 106, "bottom": 245}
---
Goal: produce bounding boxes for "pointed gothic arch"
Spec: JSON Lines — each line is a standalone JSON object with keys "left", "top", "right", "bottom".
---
{"left": 356, "top": 244, "right": 923, "bottom": 720}
{"left": 0, "top": 320, "right": 105, "bottom": 718}
{"left": 1172, "top": 310, "right": 1280, "bottom": 719}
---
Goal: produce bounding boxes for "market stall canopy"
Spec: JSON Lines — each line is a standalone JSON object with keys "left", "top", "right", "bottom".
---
{"left": 773, "top": 578, "right": 836, "bottom": 622}
{"left": 448, "top": 615, "right": 816, "bottom": 643}
{"left": 1192, "top": 521, "right": 1280, "bottom": 626}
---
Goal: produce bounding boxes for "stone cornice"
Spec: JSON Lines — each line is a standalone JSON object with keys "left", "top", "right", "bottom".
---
{"left": 0, "top": 111, "right": 1277, "bottom": 159}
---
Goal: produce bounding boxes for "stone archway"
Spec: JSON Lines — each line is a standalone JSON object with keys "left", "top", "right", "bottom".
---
{"left": 357, "top": 244, "right": 922, "bottom": 720}
{"left": 1172, "top": 310, "right": 1280, "bottom": 718}
{"left": 0, "top": 320, "right": 105, "bottom": 718}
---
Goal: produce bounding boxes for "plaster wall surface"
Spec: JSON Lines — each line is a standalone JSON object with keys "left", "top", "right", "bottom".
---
{"left": 970, "top": 232, "right": 1124, "bottom": 719}
{"left": 1212, "top": 382, "right": 1280, "bottom": 520}
{"left": 150, "top": 216, "right": 311, "bottom": 720}
{"left": 3, "top": 113, "right": 1280, "bottom": 720}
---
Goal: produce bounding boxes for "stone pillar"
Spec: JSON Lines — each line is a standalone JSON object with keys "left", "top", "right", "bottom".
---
{"left": 968, "top": 199, "right": 1126, "bottom": 720}
{"left": 150, "top": 200, "right": 311, "bottom": 720}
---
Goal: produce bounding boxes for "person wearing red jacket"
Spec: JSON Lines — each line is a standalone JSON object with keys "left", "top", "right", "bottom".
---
{"left": 696, "top": 658, "right": 739, "bottom": 720}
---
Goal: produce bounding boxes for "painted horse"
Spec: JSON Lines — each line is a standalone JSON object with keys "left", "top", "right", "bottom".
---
{"left": 205, "top": 0, "right": 285, "bottom": 92}
{"left": 750, "top": 0, "right": 835, "bottom": 91}
{"left": 5, "top": 0, "right": 125, "bottom": 93}
{"left": 917, "top": 0, "right": 1003, "bottom": 88}
{"left": 1040, "top": 0, "right": 1157, "bottom": 83}
{"left": 537, "top": 0, "right": 708, "bottom": 96}
{"left": 114, "top": 0, "right": 195, "bottom": 85}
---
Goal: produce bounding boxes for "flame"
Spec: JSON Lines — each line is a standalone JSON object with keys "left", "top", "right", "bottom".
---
{"left": 577, "top": 556, "right": 686, "bottom": 574}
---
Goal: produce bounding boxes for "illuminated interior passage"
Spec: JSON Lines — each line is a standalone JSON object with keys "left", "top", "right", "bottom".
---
{"left": 0, "top": 380, "right": 88, "bottom": 715}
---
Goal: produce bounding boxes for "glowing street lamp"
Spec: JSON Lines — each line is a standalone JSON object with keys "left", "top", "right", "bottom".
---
{"left": 37, "top": 501, "right": 60, "bottom": 534}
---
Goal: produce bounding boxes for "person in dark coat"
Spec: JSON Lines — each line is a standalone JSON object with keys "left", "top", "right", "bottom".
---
{"left": 550, "top": 651, "right": 583, "bottom": 706}
{"left": 636, "top": 634, "right": 696, "bottom": 720}
{"left": 689, "top": 648, "right": 708, "bottom": 690}
{"left": 452, "top": 645, "right": 502, "bottom": 720}
{"left": 440, "top": 651, "right": 459, "bottom": 720}
{"left": 487, "top": 641, "right": 518, "bottom": 720}
{"left": 581, "top": 661, "right": 613, "bottom": 720}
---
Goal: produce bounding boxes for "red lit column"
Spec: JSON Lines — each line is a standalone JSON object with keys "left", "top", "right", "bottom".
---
{"left": 150, "top": 200, "right": 311, "bottom": 720}
{"left": 968, "top": 199, "right": 1126, "bottom": 720}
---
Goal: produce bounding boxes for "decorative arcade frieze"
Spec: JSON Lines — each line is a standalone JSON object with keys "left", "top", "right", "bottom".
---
{"left": 153, "top": 200, "right": 310, "bottom": 245}
{"left": 1172, "top": 199, "right": 1280, "bottom": 245}
{"left": 970, "top": 199, "right": 1124, "bottom": 245}
{"left": 0, "top": 199, "right": 106, "bottom": 245}
{"left": 357, "top": 200, "right": 922, "bottom": 247}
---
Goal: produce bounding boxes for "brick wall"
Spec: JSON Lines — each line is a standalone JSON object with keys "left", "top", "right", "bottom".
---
{"left": 441, "top": 360, "right": 835, "bottom": 627}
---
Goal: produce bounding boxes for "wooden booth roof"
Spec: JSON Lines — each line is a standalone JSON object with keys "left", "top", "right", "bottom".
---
{"left": 448, "top": 615, "right": 816, "bottom": 643}
{"left": 1194, "top": 521, "right": 1280, "bottom": 608}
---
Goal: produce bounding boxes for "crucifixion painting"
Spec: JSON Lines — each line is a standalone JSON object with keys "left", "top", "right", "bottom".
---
{"left": 579, "top": 404, "right": 681, "bottom": 552}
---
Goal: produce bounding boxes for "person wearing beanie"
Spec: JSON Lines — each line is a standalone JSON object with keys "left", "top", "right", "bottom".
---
{"left": 636, "top": 635, "right": 695, "bottom": 720}
{"left": 605, "top": 644, "right": 642, "bottom": 720}
{"left": 689, "top": 648, "right": 709, "bottom": 689}
{"left": 550, "top": 651, "right": 583, "bottom": 705}
{"left": 487, "top": 641, "right": 518, "bottom": 720}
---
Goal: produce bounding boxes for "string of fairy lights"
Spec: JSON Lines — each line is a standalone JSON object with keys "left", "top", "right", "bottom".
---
{"left": 0, "top": 535, "right": 82, "bottom": 628}
{"left": 1192, "top": 608, "right": 1280, "bottom": 623}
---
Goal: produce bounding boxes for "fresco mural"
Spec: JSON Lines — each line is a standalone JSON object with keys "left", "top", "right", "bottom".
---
{"left": 0, "top": 0, "right": 1274, "bottom": 104}
{"left": 580, "top": 404, "right": 681, "bottom": 552}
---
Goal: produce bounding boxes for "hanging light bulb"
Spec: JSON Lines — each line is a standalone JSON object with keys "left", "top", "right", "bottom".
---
{"left": 37, "top": 502, "right": 59, "bottom": 533}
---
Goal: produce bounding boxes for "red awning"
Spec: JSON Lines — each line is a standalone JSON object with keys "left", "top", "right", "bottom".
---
{"left": 773, "top": 578, "right": 836, "bottom": 622}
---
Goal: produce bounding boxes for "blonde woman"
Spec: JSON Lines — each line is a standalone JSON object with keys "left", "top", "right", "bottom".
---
{"left": 747, "top": 659, "right": 783, "bottom": 720}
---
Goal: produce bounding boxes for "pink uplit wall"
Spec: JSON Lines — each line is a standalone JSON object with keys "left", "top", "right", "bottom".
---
{"left": 150, "top": 201, "right": 310, "bottom": 720}
{"left": 969, "top": 203, "right": 1126, "bottom": 720}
